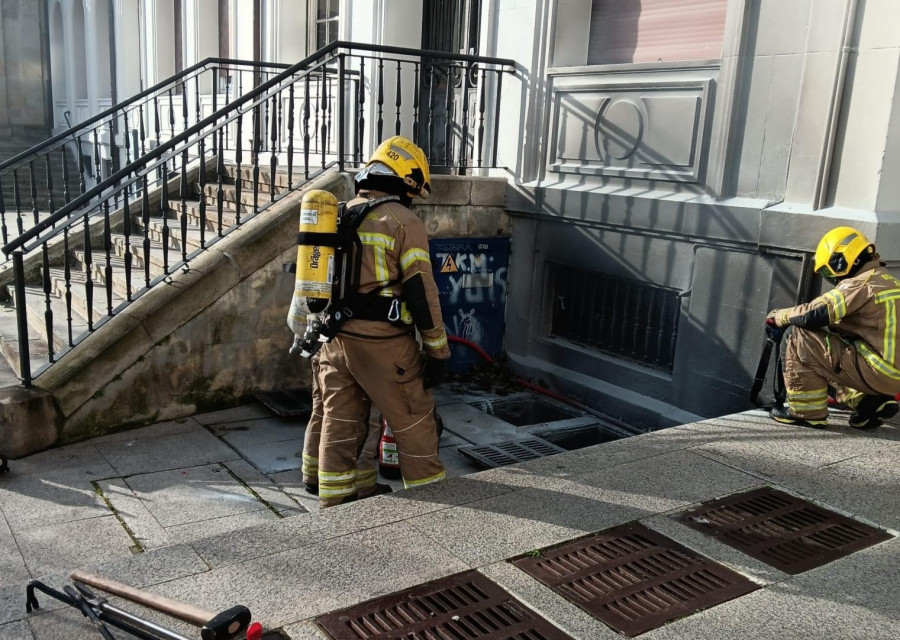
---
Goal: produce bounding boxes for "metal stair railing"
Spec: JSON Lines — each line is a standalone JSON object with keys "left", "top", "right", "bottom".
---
{"left": 0, "top": 41, "right": 518, "bottom": 387}
{"left": 0, "top": 58, "right": 294, "bottom": 263}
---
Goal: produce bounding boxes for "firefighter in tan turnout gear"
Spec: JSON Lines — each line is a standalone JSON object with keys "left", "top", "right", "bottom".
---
{"left": 314, "top": 136, "right": 449, "bottom": 507}
{"left": 766, "top": 227, "right": 900, "bottom": 429}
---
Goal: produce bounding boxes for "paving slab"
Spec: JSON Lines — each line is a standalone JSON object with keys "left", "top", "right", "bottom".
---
{"left": 151, "top": 521, "right": 470, "bottom": 630}
{"left": 282, "top": 620, "right": 330, "bottom": 640}
{"left": 234, "top": 438, "right": 304, "bottom": 473}
{"left": 3, "top": 443, "right": 116, "bottom": 478}
{"left": 640, "top": 537, "right": 900, "bottom": 640}
{"left": 0, "top": 619, "right": 32, "bottom": 640}
{"left": 87, "top": 417, "right": 199, "bottom": 445}
{"left": 222, "top": 459, "right": 306, "bottom": 516}
{"left": 97, "top": 477, "right": 171, "bottom": 550}
{"left": 0, "top": 471, "right": 109, "bottom": 532}
{"left": 192, "top": 403, "right": 274, "bottom": 425}
{"left": 0, "top": 509, "right": 30, "bottom": 588}
{"left": 122, "top": 463, "right": 268, "bottom": 528}
{"left": 93, "top": 425, "right": 240, "bottom": 476}
{"left": 209, "top": 416, "right": 307, "bottom": 448}
{"left": 14, "top": 515, "right": 137, "bottom": 583}
{"left": 0, "top": 584, "right": 28, "bottom": 626}
{"left": 478, "top": 561, "right": 621, "bottom": 640}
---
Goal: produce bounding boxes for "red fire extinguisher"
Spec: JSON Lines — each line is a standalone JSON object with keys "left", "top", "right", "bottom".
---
{"left": 378, "top": 417, "right": 402, "bottom": 479}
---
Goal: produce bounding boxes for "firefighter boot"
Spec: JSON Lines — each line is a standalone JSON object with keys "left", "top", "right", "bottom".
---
{"left": 770, "top": 404, "right": 828, "bottom": 429}
{"left": 848, "top": 395, "right": 899, "bottom": 429}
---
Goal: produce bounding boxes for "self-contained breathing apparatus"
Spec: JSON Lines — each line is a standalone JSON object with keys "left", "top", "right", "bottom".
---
{"left": 287, "top": 190, "right": 413, "bottom": 358}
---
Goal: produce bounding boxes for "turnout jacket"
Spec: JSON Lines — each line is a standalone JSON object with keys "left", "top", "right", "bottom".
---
{"left": 770, "top": 261, "right": 900, "bottom": 382}
{"left": 338, "top": 192, "right": 451, "bottom": 360}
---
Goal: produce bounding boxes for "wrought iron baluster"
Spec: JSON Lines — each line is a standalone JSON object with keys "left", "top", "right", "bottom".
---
{"left": 82, "top": 212, "right": 94, "bottom": 331}
{"left": 252, "top": 105, "right": 260, "bottom": 215}
{"left": 161, "top": 164, "right": 171, "bottom": 274}
{"left": 62, "top": 145, "right": 71, "bottom": 204}
{"left": 478, "top": 68, "right": 486, "bottom": 166}
{"left": 123, "top": 178, "right": 133, "bottom": 301}
{"left": 77, "top": 134, "right": 86, "bottom": 195}
{"left": 216, "top": 129, "right": 225, "bottom": 236}
{"left": 304, "top": 74, "right": 311, "bottom": 179}
{"left": 444, "top": 65, "right": 454, "bottom": 167}
{"left": 376, "top": 59, "right": 384, "bottom": 142}
{"left": 93, "top": 129, "right": 102, "bottom": 188}
{"left": 337, "top": 54, "right": 345, "bottom": 171}
{"left": 29, "top": 162, "right": 38, "bottom": 227}
{"left": 277, "top": 88, "right": 283, "bottom": 154}
{"left": 121, "top": 112, "right": 132, "bottom": 217}
{"left": 320, "top": 67, "right": 328, "bottom": 168}
{"left": 12, "top": 252, "right": 32, "bottom": 385}
{"left": 45, "top": 155, "right": 54, "bottom": 218}
{"left": 109, "top": 115, "right": 120, "bottom": 210}
{"left": 427, "top": 65, "right": 436, "bottom": 161}
{"left": 0, "top": 178, "right": 7, "bottom": 247}
{"left": 212, "top": 66, "right": 219, "bottom": 154}
{"left": 180, "top": 148, "right": 188, "bottom": 263}
{"left": 356, "top": 58, "right": 365, "bottom": 164}
{"left": 103, "top": 199, "right": 113, "bottom": 316}
{"left": 412, "top": 63, "right": 420, "bottom": 145}
{"left": 313, "top": 72, "right": 320, "bottom": 159}
{"left": 270, "top": 93, "right": 278, "bottom": 202}
{"left": 198, "top": 136, "right": 207, "bottom": 247}
{"left": 492, "top": 71, "right": 503, "bottom": 167}
{"left": 141, "top": 174, "right": 151, "bottom": 289}
{"left": 12, "top": 169, "right": 23, "bottom": 234}
{"left": 63, "top": 229, "right": 73, "bottom": 344}
{"left": 263, "top": 91, "right": 270, "bottom": 154}
{"left": 41, "top": 245, "right": 55, "bottom": 362}
{"left": 234, "top": 112, "right": 243, "bottom": 225}
{"left": 194, "top": 75, "right": 201, "bottom": 127}
{"left": 287, "top": 82, "right": 295, "bottom": 186}
{"left": 394, "top": 60, "right": 402, "bottom": 136}
{"left": 326, "top": 69, "right": 333, "bottom": 156}
{"left": 460, "top": 65, "right": 473, "bottom": 170}
{"left": 168, "top": 88, "right": 176, "bottom": 172}
{"left": 138, "top": 103, "right": 147, "bottom": 156}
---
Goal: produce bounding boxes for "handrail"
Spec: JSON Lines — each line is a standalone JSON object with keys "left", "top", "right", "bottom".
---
{"left": 0, "top": 57, "right": 291, "bottom": 176}
{"left": 3, "top": 41, "right": 516, "bottom": 256}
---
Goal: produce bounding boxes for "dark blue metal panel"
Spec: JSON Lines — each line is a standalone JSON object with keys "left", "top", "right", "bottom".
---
{"left": 429, "top": 236, "right": 510, "bottom": 372}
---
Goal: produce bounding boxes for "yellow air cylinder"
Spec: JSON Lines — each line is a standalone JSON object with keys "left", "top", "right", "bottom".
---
{"left": 287, "top": 190, "right": 338, "bottom": 336}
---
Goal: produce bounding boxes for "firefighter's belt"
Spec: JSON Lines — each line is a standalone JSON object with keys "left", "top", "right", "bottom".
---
{"left": 342, "top": 294, "right": 404, "bottom": 323}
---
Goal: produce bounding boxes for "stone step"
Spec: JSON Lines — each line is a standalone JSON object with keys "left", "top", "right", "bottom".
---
{"left": 168, "top": 199, "right": 241, "bottom": 230}
{"left": 141, "top": 218, "right": 205, "bottom": 255}
{"left": 17, "top": 284, "right": 87, "bottom": 357}
{"left": 224, "top": 165, "right": 293, "bottom": 189}
{"left": 45, "top": 267, "right": 126, "bottom": 325}
{"left": 0, "top": 302, "right": 46, "bottom": 385}
{"left": 70, "top": 251, "right": 149, "bottom": 301}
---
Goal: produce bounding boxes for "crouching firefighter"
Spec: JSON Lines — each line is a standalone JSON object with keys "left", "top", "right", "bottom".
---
{"left": 766, "top": 226, "right": 900, "bottom": 429}
{"left": 290, "top": 135, "right": 450, "bottom": 507}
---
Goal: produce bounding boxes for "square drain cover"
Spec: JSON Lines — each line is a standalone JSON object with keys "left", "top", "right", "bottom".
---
{"left": 512, "top": 523, "right": 758, "bottom": 637}
{"left": 458, "top": 437, "right": 567, "bottom": 468}
{"left": 315, "top": 570, "right": 574, "bottom": 639}
{"left": 674, "top": 487, "right": 892, "bottom": 574}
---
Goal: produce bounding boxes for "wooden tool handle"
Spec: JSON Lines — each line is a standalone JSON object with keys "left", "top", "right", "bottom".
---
{"left": 71, "top": 570, "right": 213, "bottom": 627}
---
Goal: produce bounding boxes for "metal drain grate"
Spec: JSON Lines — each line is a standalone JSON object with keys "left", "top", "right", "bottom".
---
{"left": 458, "top": 438, "right": 567, "bottom": 468}
{"left": 252, "top": 389, "right": 312, "bottom": 418}
{"left": 674, "top": 487, "right": 892, "bottom": 574}
{"left": 512, "top": 523, "right": 758, "bottom": 637}
{"left": 315, "top": 570, "right": 574, "bottom": 640}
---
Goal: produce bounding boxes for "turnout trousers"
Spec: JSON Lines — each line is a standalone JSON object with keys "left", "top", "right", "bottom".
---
{"left": 301, "top": 355, "right": 381, "bottom": 500}
{"left": 784, "top": 327, "right": 900, "bottom": 419}
{"left": 316, "top": 332, "right": 445, "bottom": 507}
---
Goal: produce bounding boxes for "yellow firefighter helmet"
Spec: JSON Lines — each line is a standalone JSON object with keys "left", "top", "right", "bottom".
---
{"left": 363, "top": 135, "right": 431, "bottom": 199}
{"left": 814, "top": 226, "right": 875, "bottom": 284}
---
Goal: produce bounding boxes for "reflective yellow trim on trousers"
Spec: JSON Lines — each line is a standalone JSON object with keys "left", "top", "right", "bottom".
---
{"left": 403, "top": 470, "right": 446, "bottom": 489}
{"left": 786, "top": 388, "right": 828, "bottom": 399}
{"left": 875, "top": 289, "right": 900, "bottom": 366}
{"left": 857, "top": 340, "right": 900, "bottom": 381}
{"left": 400, "top": 248, "right": 431, "bottom": 270}
{"left": 356, "top": 469, "right": 377, "bottom": 490}
{"left": 301, "top": 453, "right": 318, "bottom": 477}
{"left": 424, "top": 334, "right": 448, "bottom": 349}
{"left": 318, "top": 470, "right": 356, "bottom": 482}
{"left": 823, "top": 290, "right": 847, "bottom": 322}
{"left": 318, "top": 485, "right": 357, "bottom": 498}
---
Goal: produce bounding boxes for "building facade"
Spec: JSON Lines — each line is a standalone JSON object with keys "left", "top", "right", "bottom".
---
{"left": 43, "top": 0, "right": 900, "bottom": 428}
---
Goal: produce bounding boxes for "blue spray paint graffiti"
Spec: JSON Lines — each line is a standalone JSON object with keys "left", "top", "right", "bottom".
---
{"left": 429, "top": 237, "right": 511, "bottom": 372}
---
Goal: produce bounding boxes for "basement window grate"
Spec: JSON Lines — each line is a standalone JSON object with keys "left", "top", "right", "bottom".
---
{"left": 673, "top": 487, "right": 893, "bottom": 574}
{"left": 458, "top": 437, "right": 568, "bottom": 468}
{"left": 315, "top": 569, "right": 575, "bottom": 640}
{"left": 252, "top": 389, "right": 313, "bottom": 418}
{"left": 512, "top": 523, "right": 759, "bottom": 637}
{"left": 547, "top": 263, "right": 681, "bottom": 371}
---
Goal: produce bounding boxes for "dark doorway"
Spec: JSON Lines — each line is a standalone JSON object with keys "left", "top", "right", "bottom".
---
{"left": 419, "top": 0, "right": 482, "bottom": 171}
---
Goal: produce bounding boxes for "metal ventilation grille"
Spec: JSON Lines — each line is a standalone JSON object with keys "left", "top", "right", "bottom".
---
{"left": 252, "top": 388, "right": 312, "bottom": 417}
{"left": 513, "top": 523, "right": 758, "bottom": 637}
{"left": 458, "top": 438, "right": 567, "bottom": 468}
{"left": 674, "top": 487, "right": 893, "bottom": 574}
{"left": 547, "top": 263, "right": 681, "bottom": 371}
{"left": 315, "top": 570, "right": 574, "bottom": 640}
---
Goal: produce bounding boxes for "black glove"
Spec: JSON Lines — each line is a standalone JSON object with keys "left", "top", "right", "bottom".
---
{"left": 423, "top": 357, "right": 449, "bottom": 389}
{"left": 765, "top": 316, "right": 783, "bottom": 342}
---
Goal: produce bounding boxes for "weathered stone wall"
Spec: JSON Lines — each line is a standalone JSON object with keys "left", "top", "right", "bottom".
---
{"left": 0, "top": 173, "right": 509, "bottom": 455}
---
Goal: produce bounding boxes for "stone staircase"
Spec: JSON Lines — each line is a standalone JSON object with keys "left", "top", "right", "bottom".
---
{"left": 0, "top": 134, "right": 80, "bottom": 211}
{"left": 0, "top": 164, "right": 291, "bottom": 389}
